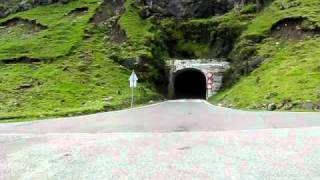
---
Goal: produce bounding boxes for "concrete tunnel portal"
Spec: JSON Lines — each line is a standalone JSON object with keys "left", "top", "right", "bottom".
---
{"left": 167, "top": 59, "right": 230, "bottom": 100}
{"left": 173, "top": 69, "right": 207, "bottom": 99}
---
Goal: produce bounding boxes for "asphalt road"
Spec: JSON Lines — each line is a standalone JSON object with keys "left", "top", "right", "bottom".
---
{"left": 1, "top": 100, "right": 320, "bottom": 179}
{"left": 0, "top": 100, "right": 320, "bottom": 133}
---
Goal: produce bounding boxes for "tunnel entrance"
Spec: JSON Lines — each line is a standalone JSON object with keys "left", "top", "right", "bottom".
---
{"left": 174, "top": 69, "right": 207, "bottom": 99}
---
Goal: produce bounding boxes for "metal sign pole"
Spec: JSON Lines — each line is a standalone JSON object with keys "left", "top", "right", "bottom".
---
{"left": 131, "top": 86, "right": 134, "bottom": 108}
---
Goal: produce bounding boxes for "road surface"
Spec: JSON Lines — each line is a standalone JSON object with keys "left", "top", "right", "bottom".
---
{"left": 0, "top": 100, "right": 320, "bottom": 179}
{"left": 0, "top": 100, "right": 319, "bottom": 133}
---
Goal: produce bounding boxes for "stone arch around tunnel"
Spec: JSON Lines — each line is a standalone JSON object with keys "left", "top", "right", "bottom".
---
{"left": 166, "top": 59, "right": 230, "bottom": 100}
{"left": 173, "top": 68, "right": 207, "bottom": 99}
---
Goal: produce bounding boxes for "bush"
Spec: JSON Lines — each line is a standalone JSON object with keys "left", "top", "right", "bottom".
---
{"left": 0, "top": 3, "right": 5, "bottom": 11}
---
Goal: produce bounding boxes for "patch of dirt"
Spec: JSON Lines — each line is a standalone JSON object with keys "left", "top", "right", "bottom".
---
{"left": 0, "top": 17, "right": 47, "bottom": 35}
{"left": 271, "top": 17, "right": 320, "bottom": 40}
{"left": 110, "top": 23, "right": 127, "bottom": 43}
{"left": 90, "top": 0, "right": 125, "bottom": 24}
{"left": 67, "top": 7, "right": 89, "bottom": 17}
{"left": 1, "top": 57, "right": 41, "bottom": 64}
{"left": 90, "top": 0, "right": 127, "bottom": 43}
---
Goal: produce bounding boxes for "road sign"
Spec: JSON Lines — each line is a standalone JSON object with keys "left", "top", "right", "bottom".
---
{"left": 129, "top": 71, "right": 138, "bottom": 108}
{"left": 129, "top": 71, "right": 138, "bottom": 88}
{"left": 207, "top": 72, "right": 214, "bottom": 87}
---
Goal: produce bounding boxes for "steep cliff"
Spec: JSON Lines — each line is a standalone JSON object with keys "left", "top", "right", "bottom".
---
{"left": 140, "top": 0, "right": 271, "bottom": 18}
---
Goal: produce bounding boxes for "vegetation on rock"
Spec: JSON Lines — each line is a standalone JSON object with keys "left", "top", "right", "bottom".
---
{"left": 210, "top": 0, "right": 320, "bottom": 111}
{"left": 0, "top": 0, "right": 319, "bottom": 121}
{"left": 0, "top": 0, "right": 161, "bottom": 122}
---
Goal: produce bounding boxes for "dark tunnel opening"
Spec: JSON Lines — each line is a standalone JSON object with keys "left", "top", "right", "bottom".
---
{"left": 174, "top": 69, "right": 207, "bottom": 99}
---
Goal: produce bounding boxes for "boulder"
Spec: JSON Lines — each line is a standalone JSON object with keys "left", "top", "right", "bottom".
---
{"left": 302, "top": 101, "right": 315, "bottom": 110}
{"left": 267, "top": 103, "right": 277, "bottom": 111}
{"left": 280, "top": 99, "right": 293, "bottom": 110}
{"left": 247, "top": 56, "right": 264, "bottom": 72}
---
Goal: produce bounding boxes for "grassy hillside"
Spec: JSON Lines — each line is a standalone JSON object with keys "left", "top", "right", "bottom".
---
{"left": 0, "top": 0, "right": 319, "bottom": 122}
{"left": 0, "top": 0, "right": 99, "bottom": 60}
{"left": 0, "top": 0, "right": 161, "bottom": 122}
{"left": 210, "top": 0, "right": 320, "bottom": 111}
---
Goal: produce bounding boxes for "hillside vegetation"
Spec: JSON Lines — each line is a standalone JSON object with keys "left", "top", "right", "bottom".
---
{"left": 210, "top": 0, "right": 320, "bottom": 111}
{"left": 0, "top": 0, "right": 319, "bottom": 121}
{"left": 0, "top": 0, "right": 161, "bottom": 122}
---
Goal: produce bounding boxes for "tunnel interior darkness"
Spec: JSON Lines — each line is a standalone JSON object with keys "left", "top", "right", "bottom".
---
{"left": 174, "top": 69, "right": 207, "bottom": 99}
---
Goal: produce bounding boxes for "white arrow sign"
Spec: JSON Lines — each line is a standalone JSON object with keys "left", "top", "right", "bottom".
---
{"left": 129, "top": 70, "right": 138, "bottom": 108}
{"left": 129, "top": 71, "right": 138, "bottom": 88}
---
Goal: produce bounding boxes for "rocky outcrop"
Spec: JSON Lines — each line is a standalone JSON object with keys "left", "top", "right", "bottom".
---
{"left": 0, "top": 0, "right": 72, "bottom": 18}
{"left": 140, "top": 0, "right": 272, "bottom": 18}
{"left": 141, "top": 0, "right": 232, "bottom": 18}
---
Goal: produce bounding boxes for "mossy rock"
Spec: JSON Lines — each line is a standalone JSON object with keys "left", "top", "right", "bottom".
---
{"left": 240, "top": 4, "right": 258, "bottom": 14}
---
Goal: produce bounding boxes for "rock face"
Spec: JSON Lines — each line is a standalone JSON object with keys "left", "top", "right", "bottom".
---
{"left": 141, "top": 0, "right": 233, "bottom": 18}
{"left": 0, "top": 0, "right": 72, "bottom": 18}
{"left": 141, "top": 0, "right": 272, "bottom": 18}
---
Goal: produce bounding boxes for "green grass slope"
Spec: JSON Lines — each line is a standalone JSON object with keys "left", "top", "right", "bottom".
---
{"left": 1, "top": 0, "right": 319, "bottom": 122}
{"left": 210, "top": 0, "right": 320, "bottom": 111}
{"left": 119, "top": 0, "right": 153, "bottom": 46}
{"left": 0, "top": 0, "right": 160, "bottom": 122}
{"left": 0, "top": 0, "right": 101, "bottom": 60}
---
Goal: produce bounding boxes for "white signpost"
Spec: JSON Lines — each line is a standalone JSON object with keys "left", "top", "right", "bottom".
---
{"left": 129, "top": 70, "right": 138, "bottom": 108}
